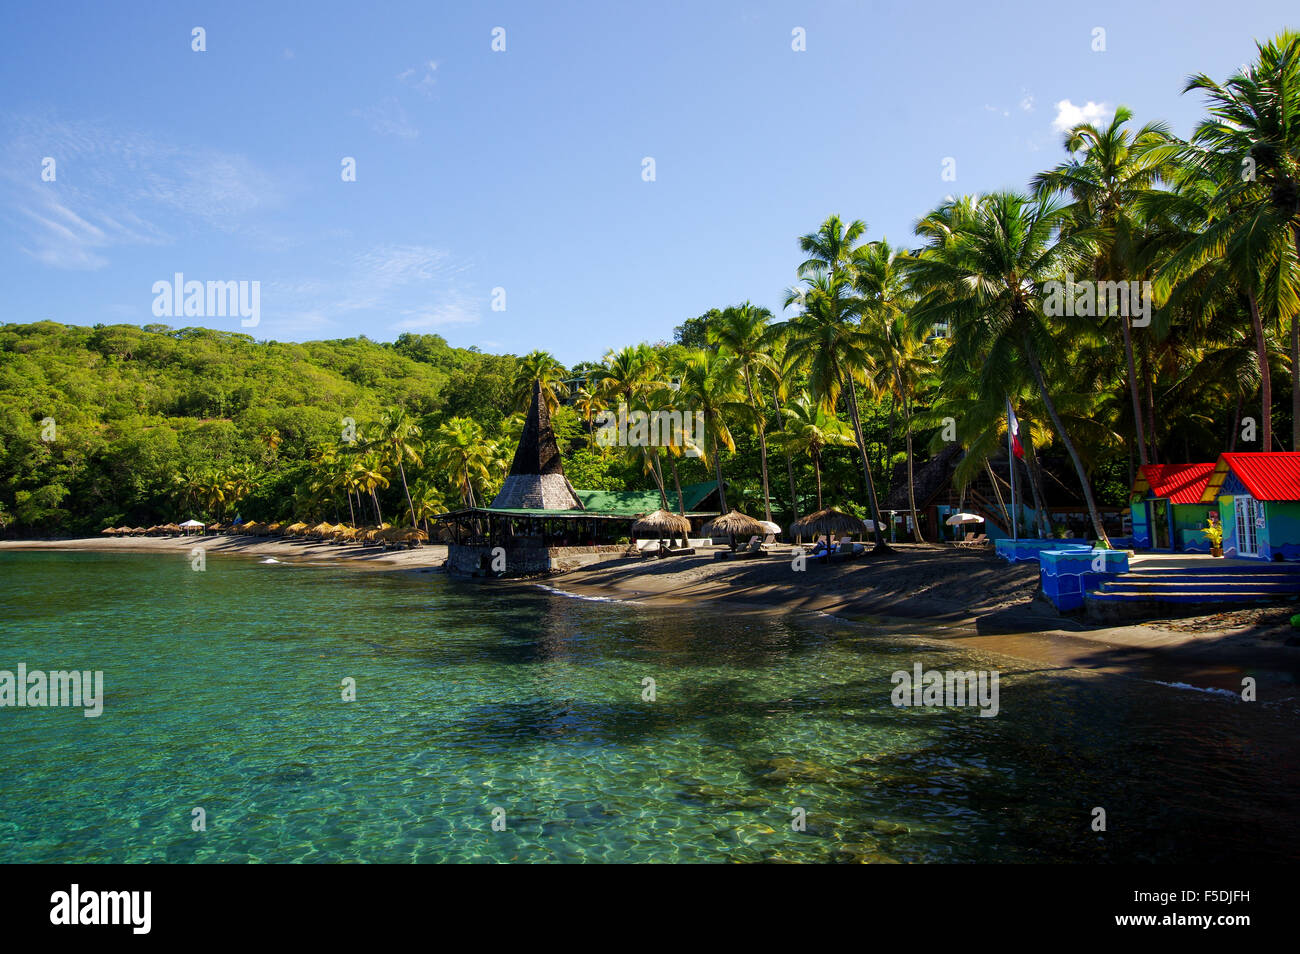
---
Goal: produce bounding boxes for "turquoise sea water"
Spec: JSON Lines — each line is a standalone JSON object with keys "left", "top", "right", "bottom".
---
{"left": 1, "top": 549, "right": 1297, "bottom": 863}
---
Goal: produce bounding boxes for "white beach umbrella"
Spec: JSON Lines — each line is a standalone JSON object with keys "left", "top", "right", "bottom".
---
{"left": 758, "top": 520, "right": 782, "bottom": 535}
{"left": 179, "top": 519, "right": 204, "bottom": 528}
{"left": 945, "top": 512, "right": 985, "bottom": 525}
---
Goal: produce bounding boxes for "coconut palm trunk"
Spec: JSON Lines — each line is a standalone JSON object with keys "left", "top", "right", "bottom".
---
{"left": 812, "top": 446, "right": 825, "bottom": 512}
{"left": 1120, "top": 315, "right": 1150, "bottom": 466}
{"left": 669, "top": 456, "right": 686, "bottom": 517}
{"left": 709, "top": 427, "right": 729, "bottom": 513}
{"left": 1021, "top": 432, "right": 1053, "bottom": 538}
{"left": 1247, "top": 289, "right": 1273, "bottom": 450}
{"left": 1291, "top": 314, "right": 1299, "bottom": 450}
{"left": 395, "top": 456, "right": 418, "bottom": 531}
{"left": 772, "top": 392, "right": 800, "bottom": 521}
{"left": 984, "top": 459, "right": 1012, "bottom": 532}
{"left": 840, "top": 372, "right": 890, "bottom": 551}
{"left": 902, "top": 394, "right": 924, "bottom": 542}
{"left": 1019, "top": 327, "right": 1109, "bottom": 545}
{"left": 742, "top": 369, "right": 773, "bottom": 522}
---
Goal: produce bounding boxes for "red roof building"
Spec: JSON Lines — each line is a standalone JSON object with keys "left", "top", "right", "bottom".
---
{"left": 1200, "top": 452, "right": 1300, "bottom": 503}
{"left": 1131, "top": 463, "right": 1216, "bottom": 504}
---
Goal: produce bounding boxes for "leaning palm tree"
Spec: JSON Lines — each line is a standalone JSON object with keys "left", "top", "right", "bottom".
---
{"left": 780, "top": 268, "right": 890, "bottom": 550}
{"left": 709, "top": 302, "right": 780, "bottom": 521}
{"left": 857, "top": 239, "right": 928, "bottom": 542}
{"left": 377, "top": 407, "right": 425, "bottom": 531}
{"left": 1033, "top": 105, "right": 1175, "bottom": 465}
{"left": 771, "top": 392, "right": 855, "bottom": 512}
{"left": 355, "top": 451, "right": 391, "bottom": 523}
{"left": 1150, "top": 155, "right": 1300, "bottom": 454}
{"left": 1181, "top": 33, "right": 1300, "bottom": 446}
{"left": 670, "top": 348, "right": 747, "bottom": 513}
{"left": 428, "top": 417, "right": 495, "bottom": 508}
{"left": 907, "top": 192, "right": 1112, "bottom": 545}
{"left": 593, "top": 344, "right": 672, "bottom": 506}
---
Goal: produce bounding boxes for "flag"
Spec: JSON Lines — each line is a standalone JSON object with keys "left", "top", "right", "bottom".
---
{"left": 1007, "top": 401, "right": 1024, "bottom": 460}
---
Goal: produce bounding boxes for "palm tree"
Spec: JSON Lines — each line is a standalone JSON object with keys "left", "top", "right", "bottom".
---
{"left": 670, "top": 348, "right": 747, "bottom": 513}
{"left": 377, "top": 407, "right": 425, "bottom": 530}
{"left": 1033, "top": 106, "right": 1175, "bottom": 465}
{"left": 709, "top": 303, "right": 780, "bottom": 522}
{"left": 428, "top": 417, "right": 496, "bottom": 508}
{"left": 908, "top": 192, "right": 1112, "bottom": 545}
{"left": 594, "top": 344, "right": 671, "bottom": 507}
{"left": 780, "top": 267, "right": 890, "bottom": 550}
{"left": 355, "top": 452, "right": 391, "bottom": 523}
{"left": 857, "top": 239, "right": 929, "bottom": 542}
{"left": 512, "top": 350, "right": 570, "bottom": 413}
{"left": 409, "top": 479, "right": 447, "bottom": 536}
{"left": 772, "top": 392, "right": 855, "bottom": 511}
{"left": 1151, "top": 154, "right": 1299, "bottom": 453}
{"left": 1182, "top": 33, "right": 1300, "bottom": 447}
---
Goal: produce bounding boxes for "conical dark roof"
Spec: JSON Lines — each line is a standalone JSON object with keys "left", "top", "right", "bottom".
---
{"left": 490, "top": 380, "right": 584, "bottom": 510}
{"left": 509, "top": 380, "right": 565, "bottom": 476}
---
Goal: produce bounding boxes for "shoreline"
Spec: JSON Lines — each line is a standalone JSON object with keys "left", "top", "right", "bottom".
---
{"left": 547, "top": 546, "right": 1300, "bottom": 697}
{"left": 0, "top": 535, "right": 449, "bottom": 571}
{"left": 6, "top": 537, "right": 1299, "bottom": 696}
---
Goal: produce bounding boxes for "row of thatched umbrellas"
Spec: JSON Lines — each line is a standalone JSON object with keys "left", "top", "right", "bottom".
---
{"left": 102, "top": 521, "right": 430, "bottom": 547}
{"left": 101, "top": 522, "right": 200, "bottom": 536}
{"left": 630, "top": 507, "right": 880, "bottom": 547}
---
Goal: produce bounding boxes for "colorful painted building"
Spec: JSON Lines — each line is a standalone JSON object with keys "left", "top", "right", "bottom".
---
{"left": 1129, "top": 463, "right": 1217, "bottom": 552}
{"left": 1200, "top": 452, "right": 1300, "bottom": 561}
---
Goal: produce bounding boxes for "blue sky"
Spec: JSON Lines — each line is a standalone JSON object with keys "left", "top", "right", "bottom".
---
{"left": 1, "top": 0, "right": 1295, "bottom": 365}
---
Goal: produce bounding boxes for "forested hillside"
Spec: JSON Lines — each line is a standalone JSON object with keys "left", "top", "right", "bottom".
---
{"left": 0, "top": 322, "right": 527, "bottom": 532}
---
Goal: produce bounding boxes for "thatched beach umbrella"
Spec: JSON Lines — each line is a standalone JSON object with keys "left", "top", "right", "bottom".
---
{"left": 100, "top": 526, "right": 117, "bottom": 536}
{"left": 632, "top": 509, "right": 691, "bottom": 547}
{"left": 703, "top": 509, "right": 765, "bottom": 550}
{"left": 791, "top": 508, "right": 866, "bottom": 542}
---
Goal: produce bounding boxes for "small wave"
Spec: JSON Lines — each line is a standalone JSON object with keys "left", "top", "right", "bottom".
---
{"left": 533, "top": 583, "right": 637, "bottom": 604}
{"left": 259, "top": 558, "right": 280, "bottom": 564}
{"left": 1149, "top": 680, "right": 1241, "bottom": 699}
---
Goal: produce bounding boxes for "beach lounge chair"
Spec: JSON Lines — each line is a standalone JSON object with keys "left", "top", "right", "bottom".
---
{"left": 954, "top": 532, "right": 988, "bottom": 548}
{"left": 831, "top": 535, "right": 866, "bottom": 559}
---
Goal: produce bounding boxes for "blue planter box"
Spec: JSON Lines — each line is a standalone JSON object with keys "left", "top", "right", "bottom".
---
{"left": 995, "top": 538, "right": 1093, "bottom": 564}
{"left": 1039, "top": 548, "right": 1130, "bottom": 611}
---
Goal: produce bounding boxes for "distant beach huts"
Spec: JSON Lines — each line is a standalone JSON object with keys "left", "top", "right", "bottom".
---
{"left": 1200, "top": 453, "right": 1300, "bottom": 561}
{"left": 1129, "top": 463, "right": 1218, "bottom": 552}
{"left": 1129, "top": 452, "right": 1300, "bottom": 561}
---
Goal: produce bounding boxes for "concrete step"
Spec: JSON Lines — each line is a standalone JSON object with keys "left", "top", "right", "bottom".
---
{"left": 1099, "top": 580, "right": 1300, "bottom": 592}
{"left": 1088, "top": 589, "right": 1298, "bottom": 603}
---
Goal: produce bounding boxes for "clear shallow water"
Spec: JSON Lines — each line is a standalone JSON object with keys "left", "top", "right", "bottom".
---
{"left": 1, "top": 550, "right": 1297, "bottom": 863}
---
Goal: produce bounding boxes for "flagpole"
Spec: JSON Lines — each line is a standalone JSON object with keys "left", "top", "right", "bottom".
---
{"left": 1008, "top": 401, "right": 1018, "bottom": 542}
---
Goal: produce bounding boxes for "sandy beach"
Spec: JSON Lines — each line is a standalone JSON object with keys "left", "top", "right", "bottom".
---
{"left": 5, "top": 536, "right": 1298, "bottom": 695}
{"left": 547, "top": 544, "right": 1300, "bottom": 696}
{"left": 0, "top": 534, "right": 449, "bottom": 571}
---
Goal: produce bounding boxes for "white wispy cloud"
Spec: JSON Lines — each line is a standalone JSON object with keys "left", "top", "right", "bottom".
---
{"left": 352, "top": 97, "right": 418, "bottom": 139}
{"left": 397, "top": 60, "right": 439, "bottom": 97}
{"left": 1, "top": 115, "right": 279, "bottom": 269}
{"left": 270, "top": 244, "right": 481, "bottom": 336}
{"left": 1052, "top": 99, "right": 1111, "bottom": 132}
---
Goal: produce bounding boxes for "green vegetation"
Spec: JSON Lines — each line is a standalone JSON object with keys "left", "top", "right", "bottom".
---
{"left": 2, "top": 32, "right": 1299, "bottom": 541}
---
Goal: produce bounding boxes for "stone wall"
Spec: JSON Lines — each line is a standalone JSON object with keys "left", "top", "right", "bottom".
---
{"left": 447, "top": 543, "right": 628, "bottom": 578}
